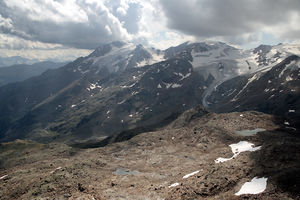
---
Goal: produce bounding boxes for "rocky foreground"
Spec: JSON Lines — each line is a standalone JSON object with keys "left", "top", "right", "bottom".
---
{"left": 0, "top": 108, "right": 299, "bottom": 200}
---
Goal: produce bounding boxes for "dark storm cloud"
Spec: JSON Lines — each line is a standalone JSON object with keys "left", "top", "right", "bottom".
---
{"left": 0, "top": 0, "right": 137, "bottom": 49}
{"left": 159, "top": 0, "right": 300, "bottom": 39}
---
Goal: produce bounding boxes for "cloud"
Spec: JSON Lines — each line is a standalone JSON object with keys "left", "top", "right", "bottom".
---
{"left": 159, "top": 0, "right": 300, "bottom": 42}
{"left": 0, "top": 33, "right": 91, "bottom": 62}
{"left": 130, "top": 0, "right": 195, "bottom": 49}
{"left": 1, "top": 0, "right": 300, "bottom": 62}
{"left": 0, "top": 0, "right": 187, "bottom": 51}
{"left": 0, "top": 0, "right": 132, "bottom": 49}
{"left": 0, "top": 47, "right": 91, "bottom": 62}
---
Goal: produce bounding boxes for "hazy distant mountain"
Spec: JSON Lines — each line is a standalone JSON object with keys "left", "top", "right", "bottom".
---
{"left": 0, "top": 56, "right": 39, "bottom": 67}
{"left": 0, "top": 61, "right": 66, "bottom": 86}
{"left": 0, "top": 41, "right": 299, "bottom": 143}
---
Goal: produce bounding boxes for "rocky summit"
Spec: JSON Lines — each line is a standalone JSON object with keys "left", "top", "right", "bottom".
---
{"left": 0, "top": 41, "right": 299, "bottom": 200}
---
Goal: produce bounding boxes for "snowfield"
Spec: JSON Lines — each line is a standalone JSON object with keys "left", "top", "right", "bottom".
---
{"left": 215, "top": 141, "right": 261, "bottom": 163}
{"left": 168, "top": 182, "right": 180, "bottom": 188}
{"left": 235, "top": 177, "right": 268, "bottom": 195}
{"left": 0, "top": 175, "right": 8, "bottom": 180}
{"left": 183, "top": 170, "right": 200, "bottom": 179}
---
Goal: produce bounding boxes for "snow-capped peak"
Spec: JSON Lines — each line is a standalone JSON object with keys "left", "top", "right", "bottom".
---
{"left": 89, "top": 41, "right": 127, "bottom": 58}
{"left": 76, "top": 42, "right": 165, "bottom": 74}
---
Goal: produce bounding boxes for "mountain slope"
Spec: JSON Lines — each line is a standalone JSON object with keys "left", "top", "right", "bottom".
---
{"left": 0, "top": 42, "right": 208, "bottom": 143}
{"left": 207, "top": 55, "right": 300, "bottom": 129}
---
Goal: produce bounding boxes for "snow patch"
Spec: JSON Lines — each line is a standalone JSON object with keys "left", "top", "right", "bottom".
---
{"left": 171, "top": 83, "right": 182, "bottom": 88}
{"left": 279, "top": 60, "right": 299, "bottom": 78}
{"left": 136, "top": 50, "right": 165, "bottom": 67}
{"left": 215, "top": 141, "right": 261, "bottom": 163}
{"left": 0, "top": 175, "right": 8, "bottom": 180}
{"left": 89, "top": 83, "right": 102, "bottom": 90}
{"left": 50, "top": 167, "right": 62, "bottom": 174}
{"left": 164, "top": 82, "right": 172, "bottom": 89}
{"left": 183, "top": 170, "right": 200, "bottom": 179}
{"left": 289, "top": 109, "right": 295, "bottom": 113}
{"left": 168, "top": 182, "right": 180, "bottom": 188}
{"left": 163, "top": 82, "right": 182, "bottom": 89}
{"left": 117, "top": 99, "right": 126, "bottom": 104}
{"left": 286, "top": 75, "right": 293, "bottom": 81}
{"left": 231, "top": 74, "right": 259, "bottom": 102}
{"left": 174, "top": 72, "right": 192, "bottom": 81}
{"left": 235, "top": 177, "right": 268, "bottom": 195}
{"left": 121, "top": 82, "right": 136, "bottom": 88}
{"left": 227, "top": 89, "right": 236, "bottom": 96}
{"left": 269, "top": 94, "right": 275, "bottom": 99}
{"left": 179, "top": 72, "right": 191, "bottom": 81}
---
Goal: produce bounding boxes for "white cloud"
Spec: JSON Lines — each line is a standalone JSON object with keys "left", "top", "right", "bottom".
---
{"left": 117, "top": 7, "right": 127, "bottom": 16}
{"left": 131, "top": 0, "right": 195, "bottom": 49}
{"left": 0, "top": 15, "right": 13, "bottom": 29}
{"left": 116, "top": 0, "right": 130, "bottom": 16}
{"left": 0, "top": 48, "right": 91, "bottom": 62}
{"left": 0, "top": 33, "right": 90, "bottom": 62}
{"left": 1, "top": 0, "right": 300, "bottom": 61}
{"left": 4, "top": 0, "right": 89, "bottom": 23}
{"left": 1, "top": 0, "right": 131, "bottom": 49}
{"left": 105, "top": 25, "right": 113, "bottom": 35}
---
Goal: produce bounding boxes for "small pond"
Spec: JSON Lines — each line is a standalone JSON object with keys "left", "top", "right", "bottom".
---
{"left": 235, "top": 128, "right": 266, "bottom": 136}
{"left": 114, "top": 168, "right": 140, "bottom": 175}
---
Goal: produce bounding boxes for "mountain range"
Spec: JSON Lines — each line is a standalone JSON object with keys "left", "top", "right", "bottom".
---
{"left": 0, "top": 61, "right": 66, "bottom": 87}
{"left": 0, "top": 56, "right": 40, "bottom": 68}
{"left": 0, "top": 41, "right": 299, "bottom": 144}
{"left": 0, "top": 40, "right": 299, "bottom": 200}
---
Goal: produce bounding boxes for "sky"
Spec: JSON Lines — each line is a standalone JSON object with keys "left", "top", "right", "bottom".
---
{"left": 0, "top": 0, "right": 300, "bottom": 62}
